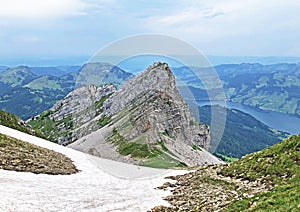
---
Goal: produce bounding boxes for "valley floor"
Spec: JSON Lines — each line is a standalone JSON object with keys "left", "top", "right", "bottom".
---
{"left": 0, "top": 125, "right": 187, "bottom": 211}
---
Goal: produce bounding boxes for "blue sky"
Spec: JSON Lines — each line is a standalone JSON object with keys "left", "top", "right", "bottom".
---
{"left": 0, "top": 0, "right": 300, "bottom": 65}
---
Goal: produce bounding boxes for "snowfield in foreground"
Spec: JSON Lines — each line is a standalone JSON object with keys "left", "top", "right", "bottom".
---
{"left": 0, "top": 125, "right": 187, "bottom": 211}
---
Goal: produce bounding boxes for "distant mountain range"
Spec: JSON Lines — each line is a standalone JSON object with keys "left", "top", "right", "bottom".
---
{"left": 216, "top": 63, "right": 300, "bottom": 115}
{"left": 0, "top": 63, "right": 132, "bottom": 119}
{"left": 207, "top": 55, "right": 300, "bottom": 66}
{"left": 174, "top": 63, "right": 300, "bottom": 116}
{"left": 1, "top": 55, "right": 300, "bottom": 67}
{"left": 0, "top": 66, "right": 77, "bottom": 119}
{"left": 30, "top": 66, "right": 80, "bottom": 76}
{"left": 1, "top": 62, "right": 299, "bottom": 119}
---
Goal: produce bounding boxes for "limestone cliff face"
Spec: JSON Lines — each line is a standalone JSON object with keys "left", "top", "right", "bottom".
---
{"left": 30, "top": 84, "right": 116, "bottom": 145}
{"left": 105, "top": 62, "right": 210, "bottom": 149}
{"left": 32, "top": 62, "right": 222, "bottom": 166}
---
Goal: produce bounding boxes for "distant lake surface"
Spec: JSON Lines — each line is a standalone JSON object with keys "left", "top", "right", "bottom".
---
{"left": 196, "top": 101, "right": 300, "bottom": 135}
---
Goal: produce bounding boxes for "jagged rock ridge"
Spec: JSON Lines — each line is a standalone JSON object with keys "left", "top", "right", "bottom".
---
{"left": 31, "top": 62, "right": 222, "bottom": 167}
{"left": 30, "top": 84, "right": 116, "bottom": 144}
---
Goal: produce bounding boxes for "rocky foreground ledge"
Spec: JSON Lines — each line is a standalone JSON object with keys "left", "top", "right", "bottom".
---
{"left": 0, "top": 133, "right": 78, "bottom": 175}
{"left": 150, "top": 165, "right": 268, "bottom": 211}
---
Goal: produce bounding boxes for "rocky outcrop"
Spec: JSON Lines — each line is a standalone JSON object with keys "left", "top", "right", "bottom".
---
{"left": 30, "top": 84, "right": 116, "bottom": 145}
{"left": 31, "top": 62, "right": 223, "bottom": 167}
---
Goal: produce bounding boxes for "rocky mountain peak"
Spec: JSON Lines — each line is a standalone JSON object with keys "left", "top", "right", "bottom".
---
{"left": 32, "top": 62, "right": 222, "bottom": 167}
{"left": 106, "top": 62, "right": 178, "bottom": 116}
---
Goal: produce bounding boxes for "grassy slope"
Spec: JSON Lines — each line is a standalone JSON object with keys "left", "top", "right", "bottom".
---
{"left": 106, "top": 129, "right": 186, "bottom": 169}
{"left": 0, "top": 133, "right": 78, "bottom": 175}
{"left": 24, "top": 75, "right": 63, "bottom": 90}
{"left": 152, "top": 135, "right": 300, "bottom": 211}
{"left": 0, "top": 110, "right": 46, "bottom": 139}
{"left": 220, "top": 135, "right": 300, "bottom": 211}
{"left": 0, "top": 110, "right": 33, "bottom": 134}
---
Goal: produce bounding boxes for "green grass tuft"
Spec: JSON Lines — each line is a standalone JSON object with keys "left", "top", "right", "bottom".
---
{"left": 192, "top": 144, "right": 202, "bottom": 151}
{"left": 214, "top": 153, "right": 238, "bottom": 163}
{"left": 98, "top": 116, "right": 111, "bottom": 126}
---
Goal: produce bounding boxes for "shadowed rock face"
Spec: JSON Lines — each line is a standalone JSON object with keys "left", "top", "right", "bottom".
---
{"left": 32, "top": 62, "right": 222, "bottom": 167}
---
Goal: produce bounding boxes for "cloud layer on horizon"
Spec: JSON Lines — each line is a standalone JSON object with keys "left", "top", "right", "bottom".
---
{"left": 0, "top": 0, "right": 299, "bottom": 59}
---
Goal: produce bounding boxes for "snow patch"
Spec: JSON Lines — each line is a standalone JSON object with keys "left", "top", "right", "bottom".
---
{"left": 0, "top": 125, "right": 187, "bottom": 211}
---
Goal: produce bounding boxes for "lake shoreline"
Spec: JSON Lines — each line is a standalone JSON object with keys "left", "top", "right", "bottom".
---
{"left": 196, "top": 100, "right": 300, "bottom": 135}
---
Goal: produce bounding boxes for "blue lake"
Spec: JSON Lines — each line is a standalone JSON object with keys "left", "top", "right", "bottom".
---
{"left": 196, "top": 101, "right": 300, "bottom": 135}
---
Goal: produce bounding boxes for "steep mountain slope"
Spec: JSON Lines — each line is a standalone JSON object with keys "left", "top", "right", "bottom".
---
{"left": 0, "top": 110, "right": 34, "bottom": 135}
{"left": 199, "top": 105, "right": 288, "bottom": 159}
{"left": 30, "top": 84, "right": 116, "bottom": 144}
{"left": 0, "top": 110, "right": 45, "bottom": 138}
{"left": 31, "top": 62, "right": 222, "bottom": 167}
{"left": 152, "top": 134, "right": 300, "bottom": 211}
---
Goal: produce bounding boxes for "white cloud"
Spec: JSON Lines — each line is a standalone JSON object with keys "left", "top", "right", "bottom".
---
{"left": 0, "top": 0, "right": 299, "bottom": 58}
{"left": 137, "top": 0, "right": 300, "bottom": 56}
{"left": 156, "top": 7, "right": 224, "bottom": 26}
{"left": 0, "top": 0, "right": 88, "bottom": 19}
